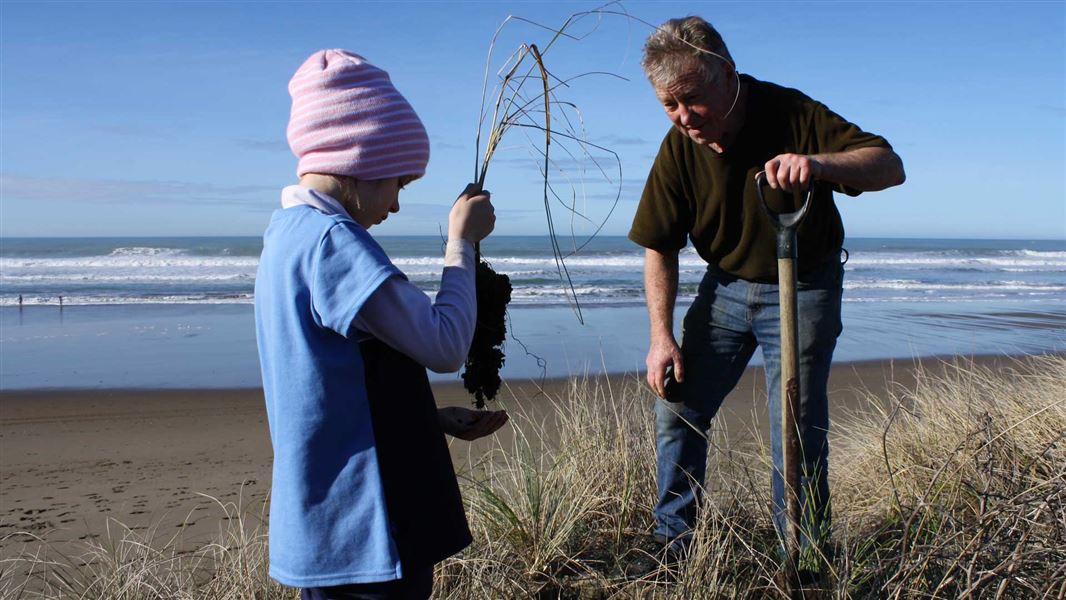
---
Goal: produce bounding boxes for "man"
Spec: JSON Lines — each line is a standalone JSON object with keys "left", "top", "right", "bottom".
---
{"left": 628, "top": 16, "right": 905, "bottom": 572}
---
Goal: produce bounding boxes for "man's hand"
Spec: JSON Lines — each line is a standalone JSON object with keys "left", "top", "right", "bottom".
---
{"left": 764, "top": 154, "right": 823, "bottom": 193}
{"left": 438, "top": 406, "right": 509, "bottom": 441}
{"left": 767, "top": 147, "right": 905, "bottom": 193}
{"left": 646, "top": 335, "right": 684, "bottom": 399}
{"left": 643, "top": 247, "right": 682, "bottom": 399}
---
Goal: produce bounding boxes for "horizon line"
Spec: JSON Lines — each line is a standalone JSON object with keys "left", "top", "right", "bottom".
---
{"left": 2, "top": 234, "right": 1064, "bottom": 242}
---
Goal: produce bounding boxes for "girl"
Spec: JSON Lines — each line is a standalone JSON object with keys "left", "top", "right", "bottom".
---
{"left": 255, "top": 48, "right": 508, "bottom": 600}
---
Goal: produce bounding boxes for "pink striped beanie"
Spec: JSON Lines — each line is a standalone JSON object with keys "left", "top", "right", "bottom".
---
{"left": 286, "top": 49, "right": 429, "bottom": 180}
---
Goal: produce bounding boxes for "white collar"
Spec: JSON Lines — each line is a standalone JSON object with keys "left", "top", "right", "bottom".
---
{"left": 280, "top": 185, "right": 350, "bottom": 217}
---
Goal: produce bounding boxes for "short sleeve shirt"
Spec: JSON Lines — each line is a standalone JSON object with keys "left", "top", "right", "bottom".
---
{"left": 628, "top": 75, "right": 893, "bottom": 281}
{"left": 254, "top": 205, "right": 404, "bottom": 587}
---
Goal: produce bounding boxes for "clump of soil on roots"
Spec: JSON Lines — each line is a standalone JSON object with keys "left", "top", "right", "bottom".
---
{"left": 462, "top": 259, "right": 512, "bottom": 408}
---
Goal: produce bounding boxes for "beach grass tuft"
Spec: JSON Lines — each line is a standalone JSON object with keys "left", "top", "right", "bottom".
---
{"left": 3, "top": 355, "right": 1063, "bottom": 598}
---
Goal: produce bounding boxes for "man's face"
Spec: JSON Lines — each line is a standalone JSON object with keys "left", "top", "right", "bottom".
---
{"left": 654, "top": 64, "right": 736, "bottom": 153}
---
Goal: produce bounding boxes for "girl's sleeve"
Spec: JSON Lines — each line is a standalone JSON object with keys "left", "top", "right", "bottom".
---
{"left": 353, "top": 239, "right": 476, "bottom": 373}
{"left": 310, "top": 221, "right": 402, "bottom": 336}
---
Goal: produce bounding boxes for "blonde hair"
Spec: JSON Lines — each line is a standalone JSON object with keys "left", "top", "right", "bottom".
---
{"left": 299, "top": 173, "right": 359, "bottom": 206}
{"left": 641, "top": 16, "right": 735, "bottom": 88}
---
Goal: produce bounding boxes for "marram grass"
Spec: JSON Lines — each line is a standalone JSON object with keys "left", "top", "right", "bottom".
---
{"left": 4, "top": 356, "right": 1063, "bottom": 598}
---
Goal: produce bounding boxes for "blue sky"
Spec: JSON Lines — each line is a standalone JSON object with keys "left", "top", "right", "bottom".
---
{"left": 1, "top": 1, "right": 1063, "bottom": 239}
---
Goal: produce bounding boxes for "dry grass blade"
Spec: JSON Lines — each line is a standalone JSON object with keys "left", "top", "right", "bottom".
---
{"left": 472, "top": 5, "right": 630, "bottom": 323}
{"left": 5, "top": 355, "right": 1064, "bottom": 597}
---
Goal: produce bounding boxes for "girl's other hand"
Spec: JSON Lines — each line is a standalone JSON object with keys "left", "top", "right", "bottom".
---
{"left": 438, "top": 406, "right": 509, "bottom": 441}
{"left": 448, "top": 183, "right": 496, "bottom": 244}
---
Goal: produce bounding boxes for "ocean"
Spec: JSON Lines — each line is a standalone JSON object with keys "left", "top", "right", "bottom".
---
{"left": 1, "top": 236, "right": 1063, "bottom": 389}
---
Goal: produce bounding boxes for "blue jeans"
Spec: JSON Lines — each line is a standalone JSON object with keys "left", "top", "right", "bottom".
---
{"left": 654, "top": 259, "right": 843, "bottom": 558}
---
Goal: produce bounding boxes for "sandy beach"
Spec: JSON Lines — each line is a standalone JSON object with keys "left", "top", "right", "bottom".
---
{"left": 1, "top": 354, "right": 1026, "bottom": 567}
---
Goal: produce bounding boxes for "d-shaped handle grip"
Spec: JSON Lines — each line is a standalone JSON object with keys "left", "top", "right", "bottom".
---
{"left": 754, "top": 171, "right": 815, "bottom": 259}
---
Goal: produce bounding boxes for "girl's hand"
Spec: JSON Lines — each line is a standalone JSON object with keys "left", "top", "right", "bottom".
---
{"left": 448, "top": 183, "right": 495, "bottom": 244}
{"left": 438, "top": 406, "right": 509, "bottom": 441}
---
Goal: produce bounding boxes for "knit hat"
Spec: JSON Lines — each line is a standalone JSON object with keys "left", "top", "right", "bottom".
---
{"left": 286, "top": 49, "right": 429, "bottom": 181}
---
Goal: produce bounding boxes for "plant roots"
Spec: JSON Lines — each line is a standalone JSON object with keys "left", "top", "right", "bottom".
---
{"left": 462, "top": 259, "right": 512, "bottom": 408}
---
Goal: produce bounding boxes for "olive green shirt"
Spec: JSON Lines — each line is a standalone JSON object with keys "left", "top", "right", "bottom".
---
{"left": 628, "top": 75, "right": 892, "bottom": 282}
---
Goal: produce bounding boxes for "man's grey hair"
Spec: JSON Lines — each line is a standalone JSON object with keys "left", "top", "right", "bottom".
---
{"left": 641, "top": 16, "right": 735, "bottom": 88}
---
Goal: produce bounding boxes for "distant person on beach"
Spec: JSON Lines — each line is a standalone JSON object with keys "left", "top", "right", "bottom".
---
{"left": 629, "top": 17, "right": 905, "bottom": 578}
{"left": 255, "top": 49, "right": 507, "bottom": 599}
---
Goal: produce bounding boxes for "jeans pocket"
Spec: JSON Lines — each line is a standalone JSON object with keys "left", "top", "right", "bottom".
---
{"left": 684, "top": 272, "right": 719, "bottom": 335}
{"left": 682, "top": 295, "right": 709, "bottom": 339}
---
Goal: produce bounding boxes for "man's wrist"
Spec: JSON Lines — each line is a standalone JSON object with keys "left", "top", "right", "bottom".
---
{"left": 650, "top": 328, "right": 676, "bottom": 344}
{"left": 808, "top": 154, "right": 826, "bottom": 179}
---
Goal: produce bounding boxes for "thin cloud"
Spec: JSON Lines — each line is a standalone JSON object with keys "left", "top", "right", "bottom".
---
{"left": 236, "top": 137, "right": 291, "bottom": 152}
{"left": 586, "top": 178, "right": 646, "bottom": 201}
{"left": 94, "top": 124, "right": 159, "bottom": 138}
{"left": 595, "top": 134, "right": 652, "bottom": 146}
{"left": 430, "top": 136, "right": 470, "bottom": 152}
{"left": 0, "top": 174, "right": 281, "bottom": 206}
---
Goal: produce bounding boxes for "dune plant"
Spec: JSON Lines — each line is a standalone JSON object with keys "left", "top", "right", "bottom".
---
{"left": 438, "top": 355, "right": 1066, "bottom": 598}
{"left": 461, "top": 5, "right": 626, "bottom": 407}
{"left": 1, "top": 489, "right": 289, "bottom": 600}
{"left": 831, "top": 355, "right": 1066, "bottom": 598}
{"left": 4, "top": 356, "right": 1064, "bottom": 598}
